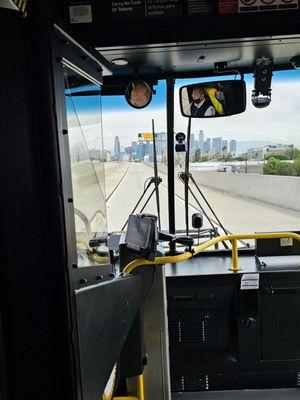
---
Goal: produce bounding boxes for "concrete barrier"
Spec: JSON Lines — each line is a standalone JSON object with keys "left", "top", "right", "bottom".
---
{"left": 144, "top": 162, "right": 300, "bottom": 212}
{"left": 192, "top": 171, "right": 300, "bottom": 212}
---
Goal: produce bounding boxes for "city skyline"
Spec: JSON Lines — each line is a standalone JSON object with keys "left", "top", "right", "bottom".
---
{"left": 100, "top": 78, "right": 300, "bottom": 152}
{"left": 109, "top": 131, "right": 295, "bottom": 163}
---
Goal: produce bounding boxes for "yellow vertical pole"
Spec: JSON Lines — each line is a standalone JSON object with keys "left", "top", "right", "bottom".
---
{"left": 228, "top": 239, "right": 243, "bottom": 271}
{"left": 137, "top": 375, "right": 144, "bottom": 400}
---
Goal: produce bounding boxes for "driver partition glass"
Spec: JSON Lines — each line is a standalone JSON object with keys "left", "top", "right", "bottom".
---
{"left": 174, "top": 71, "right": 300, "bottom": 249}
{"left": 64, "top": 68, "right": 109, "bottom": 267}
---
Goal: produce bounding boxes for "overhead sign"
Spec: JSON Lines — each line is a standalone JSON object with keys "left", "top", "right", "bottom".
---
{"left": 111, "top": 0, "right": 213, "bottom": 19}
{"left": 69, "top": 4, "right": 92, "bottom": 23}
{"left": 219, "top": 0, "right": 298, "bottom": 13}
{"left": 138, "top": 132, "right": 153, "bottom": 140}
{"left": 238, "top": 0, "right": 298, "bottom": 12}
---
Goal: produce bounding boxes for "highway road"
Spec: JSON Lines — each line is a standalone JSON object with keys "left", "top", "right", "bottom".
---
{"left": 105, "top": 162, "right": 300, "bottom": 246}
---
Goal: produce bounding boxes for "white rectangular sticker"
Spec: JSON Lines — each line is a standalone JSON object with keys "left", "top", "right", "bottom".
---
{"left": 280, "top": 237, "right": 294, "bottom": 247}
{"left": 238, "top": 0, "right": 298, "bottom": 13}
{"left": 241, "top": 273, "right": 260, "bottom": 290}
{"left": 69, "top": 5, "right": 92, "bottom": 24}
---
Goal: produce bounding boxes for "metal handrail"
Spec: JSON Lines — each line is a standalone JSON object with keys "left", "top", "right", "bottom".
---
{"left": 123, "top": 232, "right": 300, "bottom": 275}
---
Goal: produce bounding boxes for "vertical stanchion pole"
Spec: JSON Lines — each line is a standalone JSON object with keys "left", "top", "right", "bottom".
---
{"left": 166, "top": 77, "right": 175, "bottom": 253}
{"left": 228, "top": 239, "right": 243, "bottom": 271}
{"left": 137, "top": 374, "right": 144, "bottom": 400}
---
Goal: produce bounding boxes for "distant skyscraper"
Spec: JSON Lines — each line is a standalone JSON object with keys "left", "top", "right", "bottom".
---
{"left": 190, "top": 134, "right": 195, "bottom": 151}
{"left": 203, "top": 139, "right": 210, "bottom": 154}
{"left": 222, "top": 140, "right": 228, "bottom": 152}
{"left": 136, "top": 142, "right": 145, "bottom": 161}
{"left": 114, "top": 136, "right": 121, "bottom": 160}
{"left": 125, "top": 146, "right": 133, "bottom": 160}
{"left": 198, "top": 130, "right": 204, "bottom": 151}
{"left": 156, "top": 132, "right": 167, "bottom": 158}
{"left": 131, "top": 141, "right": 137, "bottom": 152}
{"left": 230, "top": 139, "right": 237, "bottom": 153}
{"left": 212, "top": 137, "right": 222, "bottom": 154}
{"left": 207, "top": 138, "right": 211, "bottom": 153}
{"left": 145, "top": 141, "right": 153, "bottom": 160}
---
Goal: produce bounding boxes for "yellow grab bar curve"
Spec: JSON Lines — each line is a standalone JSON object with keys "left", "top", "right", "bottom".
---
{"left": 123, "top": 232, "right": 300, "bottom": 275}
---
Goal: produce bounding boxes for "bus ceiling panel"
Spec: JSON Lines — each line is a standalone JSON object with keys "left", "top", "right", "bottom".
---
{"left": 96, "top": 34, "right": 300, "bottom": 53}
{"left": 53, "top": 23, "right": 114, "bottom": 77}
{"left": 48, "top": 2, "right": 300, "bottom": 77}
{"left": 49, "top": 1, "right": 300, "bottom": 47}
{"left": 97, "top": 35, "right": 300, "bottom": 78}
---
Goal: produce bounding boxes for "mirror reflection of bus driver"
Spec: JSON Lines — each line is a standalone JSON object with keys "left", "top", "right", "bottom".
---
{"left": 130, "top": 82, "right": 151, "bottom": 107}
{"left": 186, "top": 86, "right": 216, "bottom": 117}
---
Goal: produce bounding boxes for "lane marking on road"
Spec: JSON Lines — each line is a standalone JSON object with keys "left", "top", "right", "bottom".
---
{"left": 106, "top": 163, "right": 131, "bottom": 204}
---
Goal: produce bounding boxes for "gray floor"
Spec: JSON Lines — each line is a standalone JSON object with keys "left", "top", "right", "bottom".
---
{"left": 172, "top": 388, "right": 300, "bottom": 399}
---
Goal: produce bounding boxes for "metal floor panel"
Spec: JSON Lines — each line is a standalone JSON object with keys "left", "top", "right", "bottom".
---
{"left": 172, "top": 388, "right": 300, "bottom": 400}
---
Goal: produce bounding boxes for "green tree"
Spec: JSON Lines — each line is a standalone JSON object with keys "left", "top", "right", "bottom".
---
{"left": 263, "top": 157, "right": 279, "bottom": 175}
{"left": 201, "top": 155, "right": 210, "bottom": 162}
{"left": 266, "top": 153, "right": 289, "bottom": 161}
{"left": 194, "top": 149, "right": 201, "bottom": 162}
{"left": 294, "top": 158, "right": 300, "bottom": 176}
{"left": 263, "top": 156, "right": 300, "bottom": 176}
{"left": 285, "top": 149, "right": 300, "bottom": 160}
{"left": 233, "top": 156, "right": 246, "bottom": 161}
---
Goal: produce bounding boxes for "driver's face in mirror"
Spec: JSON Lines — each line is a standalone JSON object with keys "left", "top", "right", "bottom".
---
{"left": 180, "top": 79, "right": 246, "bottom": 118}
{"left": 191, "top": 87, "right": 205, "bottom": 103}
{"left": 125, "top": 81, "right": 152, "bottom": 109}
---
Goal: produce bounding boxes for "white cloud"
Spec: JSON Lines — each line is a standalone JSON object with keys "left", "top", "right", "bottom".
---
{"left": 172, "top": 81, "right": 300, "bottom": 145}
{"left": 102, "top": 108, "right": 166, "bottom": 151}
{"left": 68, "top": 80, "right": 300, "bottom": 152}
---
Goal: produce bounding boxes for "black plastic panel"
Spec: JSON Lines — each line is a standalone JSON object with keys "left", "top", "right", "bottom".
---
{"left": 171, "top": 371, "right": 296, "bottom": 392}
{"left": 256, "top": 232, "right": 300, "bottom": 256}
{"left": 168, "top": 276, "right": 238, "bottom": 377}
{"left": 75, "top": 275, "right": 142, "bottom": 400}
{"left": 261, "top": 285, "right": 300, "bottom": 360}
{"left": 167, "top": 269, "right": 300, "bottom": 392}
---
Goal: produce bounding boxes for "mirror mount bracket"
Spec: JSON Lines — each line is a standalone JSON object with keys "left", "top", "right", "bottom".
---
{"left": 214, "top": 63, "right": 244, "bottom": 81}
{"left": 252, "top": 57, "right": 273, "bottom": 108}
{"left": 214, "top": 61, "right": 228, "bottom": 72}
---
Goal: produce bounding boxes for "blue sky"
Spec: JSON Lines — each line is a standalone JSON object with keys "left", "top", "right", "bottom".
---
{"left": 66, "top": 69, "right": 300, "bottom": 151}
{"left": 67, "top": 69, "right": 300, "bottom": 112}
{"left": 100, "top": 69, "right": 300, "bottom": 111}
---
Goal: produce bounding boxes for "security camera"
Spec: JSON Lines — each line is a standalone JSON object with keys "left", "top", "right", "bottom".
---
{"left": 251, "top": 94, "right": 271, "bottom": 108}
{"left": 252, "top": 58, "right": 273, "bottom": 109}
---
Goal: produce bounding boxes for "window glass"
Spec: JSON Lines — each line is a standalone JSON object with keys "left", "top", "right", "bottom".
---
{"left": 101, "top": 80, "right": 168, "bottom": 233}
{"left": 64, "top": 69, "right": 108, "bottom": 266}
{"left": 65, "top": 69, "right": 300, "bottom": 253}
{"left": 175, "top": 70, "right": 300, "bottom": 247}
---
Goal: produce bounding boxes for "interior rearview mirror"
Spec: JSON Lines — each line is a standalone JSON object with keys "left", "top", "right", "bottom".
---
{"left": 125, "top": 80, "right": 152, "bottom": 109}
{"left": 179, "top": 80, "right": 246, "bottom": 118}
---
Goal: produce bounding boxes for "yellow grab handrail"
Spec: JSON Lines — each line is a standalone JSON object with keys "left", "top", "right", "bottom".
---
{"left": 123, "top": 232, "right": 300, "bottom": 275}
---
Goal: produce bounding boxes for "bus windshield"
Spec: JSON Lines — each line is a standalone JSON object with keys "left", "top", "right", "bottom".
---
{"left": 99, "top": 69, "right": 299, "bottom": 248}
